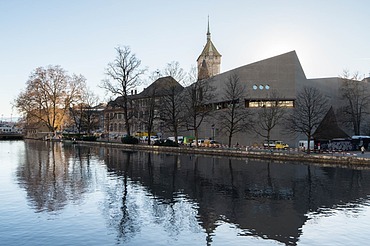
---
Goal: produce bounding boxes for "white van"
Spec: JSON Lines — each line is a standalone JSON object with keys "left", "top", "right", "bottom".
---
{"left": 298, "top": 140, "right": 314, "bottom": 151}
{"left": 191, "top": 139, "right": 205, "bottom": 147}
{"left": 167, "top": 136, "right": 184, "bottom": 144}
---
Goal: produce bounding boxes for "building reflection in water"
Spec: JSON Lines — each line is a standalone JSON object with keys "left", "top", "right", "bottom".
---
{"left": 16, "top": 141, "right": 370, "bottom": 245}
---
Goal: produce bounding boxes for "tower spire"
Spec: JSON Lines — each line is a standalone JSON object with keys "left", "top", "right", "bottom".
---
{"left": 207, "top": 15, "right": 211, "bottom": 41}
{"left": 197, "top": 15, "right": 221, "bottom": 80}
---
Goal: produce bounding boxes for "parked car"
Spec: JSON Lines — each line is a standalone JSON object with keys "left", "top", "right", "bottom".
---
{"left": 150, "top": 135, "right": 160, "bottom": 143}
{"left": 167, "top": 136, "right": 184, "bottom": 144}
{"left": 191, "top": 139, "right": 205, "bottom": 147}
{"left": 263, "top": 140, "right": 276, "bottom": 148}
{"left": 209, "top": 140, "right": 221, "bottom": 147}
{"left": 140, "top": 136, "right": 148, "bottom": 141}
{"left": 275, "top": 141, "right": 289, "bottom": 150}
{"left": 264, "top": 140, "right": 289, "bottom": 149}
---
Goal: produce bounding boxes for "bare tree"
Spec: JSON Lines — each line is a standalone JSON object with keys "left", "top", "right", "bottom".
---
{"left": 149, "top": 61, "right": 186, "bottom": 85}
{"left": 162, "top": 61, "right": 186, "bottom": 84}
{"left": 286, "top": 86, "right": 328, "bottom": 153}
{"left": 151, "top": 63, "right": 186, "bottom": 144}
{"left": 217, "top": 74, "right": 253, "bottom": 147}
{"left": 254, "top": 90, "right": 287, "bottom": 149}
{"left": 183, "top": 67, "right": 215, "bottom": 147}
{"left": 82, "top": 89, "right": 101, "bottom": 134}
{"left": 69, "top": 103, "right": 84, "bottom": 134}
{"left": 339, "top": 70, "right": 370, "bottom": 135}
{"left": 141, "top": 86, "right": 158, "bottom": 145}
{"left": 160, "top": 79, "right": 184, "bottom": 144}
{"left": 100, "top": 46, "right": 146, "bottom": 136}
{"left": 15, "top": 65, "right": 85, "bottom": 133}
{"left": 69, "top": 87, "right": 101, "bottom": 134}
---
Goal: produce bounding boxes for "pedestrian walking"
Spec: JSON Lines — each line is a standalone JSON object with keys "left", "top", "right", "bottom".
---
{"left": 361, "top": 146, "right": 365, "bottom": 154}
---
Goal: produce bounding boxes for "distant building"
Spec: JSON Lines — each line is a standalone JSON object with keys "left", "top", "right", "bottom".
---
{"left": 23, "top": 121, "right": 50, "bottom": 140}
{"left": 0, "top": 122, "right": 19, "bottom": 133}
{"left": 63, "top": 103, "right": 106, "bottom": 134}
{"left": 104, "top": 76, "right": 183, "bottom": 138}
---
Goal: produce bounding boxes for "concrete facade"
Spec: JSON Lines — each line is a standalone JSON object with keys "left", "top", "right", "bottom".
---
{"left": 104, "top": 50, "right": 360, "bottom": 148}
{"left": 208, "top": 51, "right": 306, "bottom": 103}
{"left": 104, "top": 22, "right": 367, "bottom": 148}
{"left": 189, "top": 50, "right": 363, "bottom": 148}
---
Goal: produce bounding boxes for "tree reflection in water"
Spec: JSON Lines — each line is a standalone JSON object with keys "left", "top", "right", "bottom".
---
{"left": 16, "top": 141, "right": 104, "bottom": 213}
{"left": 17, "top": 141, "right": 69, "bottom": 212}
{"left": 16, "top": 141, "right": 370, "bottom": 245}
{"left": 102, "top": 150, "right": 203, "bottom": 244}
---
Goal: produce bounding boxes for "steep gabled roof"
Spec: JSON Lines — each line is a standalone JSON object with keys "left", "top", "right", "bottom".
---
{"left": 197, "top": 18, "right": 221, "bottom": 61}
{"left": 197, "top": 39, "right": 221, "bottom": 61}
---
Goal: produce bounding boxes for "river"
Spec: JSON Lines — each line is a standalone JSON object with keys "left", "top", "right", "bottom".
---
{"left": 1, "top": 140, "right": 370, "bottom": 245}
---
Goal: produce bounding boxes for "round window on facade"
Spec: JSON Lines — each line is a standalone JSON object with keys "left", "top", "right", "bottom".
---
{"left": 265, "top": 84, "right": 270, "bottom": 90}
{"left": 252, "top": 85, "right": 257, "bottom": 90}
{"left": 259, "top": 85, "right": 264, "bottom": 90}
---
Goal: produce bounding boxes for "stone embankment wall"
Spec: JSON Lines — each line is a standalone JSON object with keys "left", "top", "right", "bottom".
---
{"left": 73, "top": 141, "right": 370, "bottom": 169}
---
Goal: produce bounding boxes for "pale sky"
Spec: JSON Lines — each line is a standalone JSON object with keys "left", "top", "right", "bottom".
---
{"left": 1, "top": 0, "right": 369, "bottom": 120}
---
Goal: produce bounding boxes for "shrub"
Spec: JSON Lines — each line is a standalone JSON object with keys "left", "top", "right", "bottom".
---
{"left": 62, "top": 133, "right": 83, "bottom": 140}
{"left": 121, "top": 135, "right": 139, "bottom": 144}
{"left": 82, "top": 135, "right": 97, "bottom": 141}
{"left": 153, "top": 139, "right": 179, "bottom": 147}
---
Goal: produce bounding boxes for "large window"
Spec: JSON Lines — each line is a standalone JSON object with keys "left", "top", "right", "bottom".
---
{"left": 245, "top": 99, "right": 294, "bottom": 108}
{"left": 214, "top": 99, "right": 240, "bottom": 110}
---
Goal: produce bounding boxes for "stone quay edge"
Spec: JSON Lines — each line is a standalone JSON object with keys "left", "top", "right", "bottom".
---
{"left": 67, "top": 140, "right": 370, "bottom": 170}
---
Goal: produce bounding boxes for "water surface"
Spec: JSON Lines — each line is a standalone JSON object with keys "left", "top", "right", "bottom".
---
{"left": 1, "top": 140, "right": 370, "bottom": 245}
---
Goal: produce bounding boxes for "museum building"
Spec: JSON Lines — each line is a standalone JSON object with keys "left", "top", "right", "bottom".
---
{"left": 105, "top": 21, "right": 368, "bottom": 147}
{"left": 187, "top": 22, "right": 358, "bottom": 147}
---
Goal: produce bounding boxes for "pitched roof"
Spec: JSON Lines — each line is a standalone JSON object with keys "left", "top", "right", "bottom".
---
{"left": 197, "top": 19, "right": 221, "bottom": 61}
{"left": 107, "top": 76, "right": 183, "bottom": 108}
{"left": 197, "top": 38, "right": 221, "bottom": 61}
{"left": 313, "top": 106, "right": 349, "bottom": 140}
{"left": 137, "top": 76, "right": 183, "bottom": 97}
